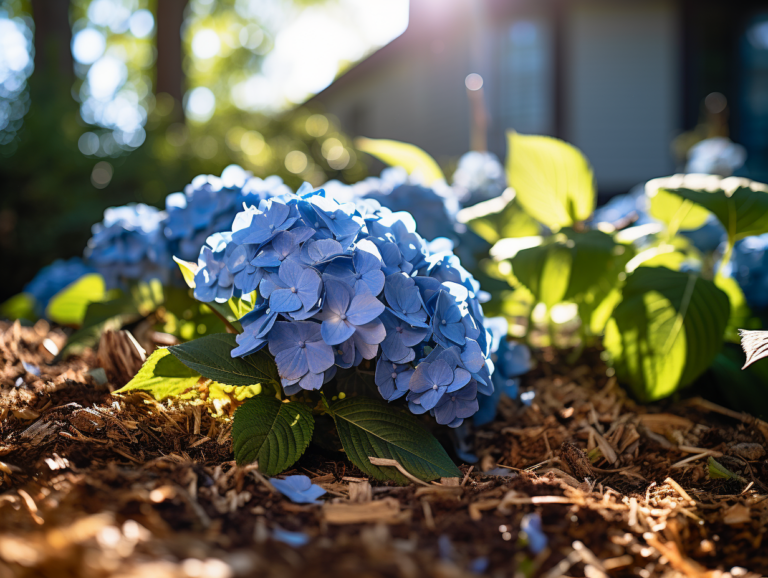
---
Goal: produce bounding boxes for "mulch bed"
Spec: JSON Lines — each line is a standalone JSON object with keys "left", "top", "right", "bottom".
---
{"left": 1, "top": 320, "right": 767, "bottom": 578}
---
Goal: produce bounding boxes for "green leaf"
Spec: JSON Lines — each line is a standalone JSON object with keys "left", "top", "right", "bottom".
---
{"left": 174, "top": 256, "right": 198, "bottom": 288}
{"left": 209, "top": 382, "right": 263, "bottom": 402}
{"left": 707, "top": 456, "right": 745, "bottom": 481}
{"left": 715, "top": 275, "right": 759, "bottom": 344}
{"left": 604, "top": 267, "right": 730, "bottom": 402}
{"left": 114, "top": 348, "right": 201, "bottom": 400}
{"left": 169, "top": 333, "right": 280, "bottom": 389}
{"left": 330, "top": 397, "right": 461, "bottom": 484}
{"left": 232, "top": 397, "right": 314, "bottom": 474}
{"left": 456, "top": 188, "right": 540, "bottom": 244}
{"left": 505, "top": 131, "right": 595, "bottom": 229}
{"left": 324, "top": 367, "right": 378, "bottom": 399}
{"left": 508, "top": 229, "right": 630, "bottom": 308}
{"left": 646, "top": 183, "right": 711, "bottom": 233}
{"left": 355, "top": 137, "right": 445, "bottom": 185}
{"left": 649, "top": 174, "right": 768, "bottom": 242}
{"left": 46, "top": 273, "right": 107, "bottom": 325}
{"left": 0, "top": 293, "right": 38, "bottom": 322}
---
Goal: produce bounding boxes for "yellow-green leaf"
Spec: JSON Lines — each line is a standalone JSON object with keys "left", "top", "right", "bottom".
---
{"left": 114, "top": 348, "right": 201, "bottom": 400}
{"left": 505, "top": 131, "right": 595, "bottom": 229}
{"left": 46, "top": 273, "right": 106, "bottom": 326}
{"left": 174, "top": 256, "right": 198, "bottom": 288}
{"left": 355, "top": 137, "right": 445, "bottom": 185}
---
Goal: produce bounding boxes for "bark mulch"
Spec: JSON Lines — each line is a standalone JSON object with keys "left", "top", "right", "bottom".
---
{"left": 1, "top": 320, "right": 767, "bottom": 578}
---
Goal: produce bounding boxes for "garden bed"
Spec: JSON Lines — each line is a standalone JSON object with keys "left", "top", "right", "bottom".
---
{"left": 1, "top": 320, "right": 767, "bottom": 578}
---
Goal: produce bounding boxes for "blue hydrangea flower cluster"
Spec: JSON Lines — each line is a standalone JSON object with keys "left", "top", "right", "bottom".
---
{"left": 725, "top": 234, "right": 768, "bottom": 310}
{"left": 451, "top": 151, "right": 507, "bottom": 207}
{"left": 85, "top": 203, "right": 170, "bottom": 289}
{"left": 85, "top": 167, "right": 292, "bottom": 289}
{"left": 193, "top": 186, "right": 499, "bottom": 427}
{"left": 23, "top": 257, "right": 95, "bottom": 315}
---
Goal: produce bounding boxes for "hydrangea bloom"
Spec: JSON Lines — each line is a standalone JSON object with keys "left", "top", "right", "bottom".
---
{"left": 86, "top": 203, "right": 169, "bottom": 289}
{"left": 23, "top": 257, "right": 94, "bottom": 315}
{"left": 451, "top": 151, "right": 507, "bottom": 206}
{"left": 725, "top": 233, "right": 768, "bottom": 310}
{"left": 193, "top": 186, "right": 501, "bottom": 427}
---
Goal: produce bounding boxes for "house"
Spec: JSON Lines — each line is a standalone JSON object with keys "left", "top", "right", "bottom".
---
{"left": 307, "top": 0, "right": 768, "bottom": 196}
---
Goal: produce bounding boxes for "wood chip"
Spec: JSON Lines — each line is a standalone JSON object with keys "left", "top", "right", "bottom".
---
{"left": 323, "top": 498, "right": 410, "bottom": 524}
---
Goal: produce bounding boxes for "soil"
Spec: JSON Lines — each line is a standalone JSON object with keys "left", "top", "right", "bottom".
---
{"left": 1, "top": 320, "right": 768, "bottom": 578}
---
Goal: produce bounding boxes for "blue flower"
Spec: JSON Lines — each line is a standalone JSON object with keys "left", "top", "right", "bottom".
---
{"left": 407, "top": 354, "right": 471, "bottom": 411}
{"left": 231, "top": 200, "right": 300, "bottom": 245}
{"left": 434, "top": 379, "right": 478, "bottom": 427}
{"left": 86, "top": 203, "right": 169, "bottom": 289}
{"left": 375, "top": 357, "right": 414, "bottom": 401}
{"left": 259, "top": 260, "right": 322, "bottom": 315}
{"left": 323, "top": 243, "right": 385, "bottom": 296}
{"left": 23, "top": 257, "right": 95, "bottom": 316}
{"left": 384, "top": 272, "right": 429, "bottom": 327}
{"left": 231, "top": 300, "right": 278, "bottom": 357}
{"left": 431, "top": 290, "right": 467, "bottom": 348}
{"left": 270, "top": 475, "right": 326, "bottom": 505}
{"left": 379, "top": 309, "right": 429, "bottom": 364}
{"left": 315, "top": 279, "right": 385, "bottom": 346}
{"left": 521, "top": 512, "right": 548, "bottom": 554}
{"left": 193, "top": 233, "right": 237, "bottom": 303}
{"left": 452, "top": 151, "right": 506, "bottom": 206}
{"left": 268, "top": 321, "right": 335, "bottom": 392}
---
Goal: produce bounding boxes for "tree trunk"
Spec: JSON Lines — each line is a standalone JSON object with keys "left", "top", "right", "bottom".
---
{"left": 155, "top": 0, "right": 188, "bottom": 118}
{"left": 31, "top": 0, "right": 74, "bottom": 80}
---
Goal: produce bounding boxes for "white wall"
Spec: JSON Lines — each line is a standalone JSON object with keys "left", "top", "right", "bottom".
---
{"left": 565, "top": 0, "right": 680, "bottom": 191}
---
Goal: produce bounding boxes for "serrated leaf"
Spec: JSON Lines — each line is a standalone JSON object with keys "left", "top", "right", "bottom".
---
{"left": 174, "top": 256, "right": 198, "bottom": 288}
{"left": 114, "top": 348, "right": 201, "bottom": 400}
{"left": 355, "top": 137, "right": 445, "bottom": 186}
{"left": 169, "top": 333, "right": 280, "bottom": 389}
{"left": 649, "top": 174, "right": 768, "bottom": 242}
{"left": 505, "top": 131, "right": 595, "bottom": 229}
{"left": 232, "top": 397, "right": 314, "bottom": 474}
{"left": 330, "top": 397, "right": 461, "bottom": 484}
{"left": 457, "top": 188, "right": 540, "bottom": 244}
{"left": 604, "top": 267, "right": 730, "bottom": 402}
{"left": 46, "top": 273, "right": 107, "bottom": 326}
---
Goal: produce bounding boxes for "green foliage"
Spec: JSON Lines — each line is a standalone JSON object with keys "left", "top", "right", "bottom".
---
{"left": 0, "top": 293, "right": 37, "bottom": 323}
{"left": 604, "top": 267, "right": 730, "bottom": 402}
{"left": 232, "top": 397, "right": 314, "bottom": 473}
{"left": 45, "top": 273, "right": 107, "bottom": 326}
{"left": 330, "top": 397, "right": 461, "bottom": 484}
{"left": 714, "top": 275, "right": 759, "bottom": 344}
{"left": 708, "top": 456, "right": 745, "bottom": 481}
{"left": 650, "top": 175, "right": 768, "bottom": 242}
{"left": 169, "top": 333, "right": 281, "bottom": 390}
{"left": 505, "top": 131, "right": 595, "bottom": 230}
{"left": 709, "top": 345, "right": 768, "bottom": 420}
{"left": 354, "top": 137, "right": 445, "bottom": 186}
{"left": 646, "top": 185, "right": 711, "bottom": 233}
{"left": 114, "top": 348, "right": 201, "bottom": 400}
{"left": 457, "top": 188, "right": 540, "bottom": 244}
{"left": 173, "top": 257, "right": 198, "bottom": 288}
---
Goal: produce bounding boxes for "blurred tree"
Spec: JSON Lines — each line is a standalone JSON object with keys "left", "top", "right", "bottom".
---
{"left": 156, "top": 0, "right": 187, "bottom": 115}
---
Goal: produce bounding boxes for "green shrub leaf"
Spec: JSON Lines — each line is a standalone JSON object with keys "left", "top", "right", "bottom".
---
{"left": 232, "top": 397, "right": 314, "bottom": 473}
{"left": 604, "top": 267, "right": 730, "bottom": 402}
{"left": 114, "top": 348, "right": 201, "bottom": 399}
{"left": 330, "top": 397, "right": 461, "bottom": 484}
{"left": 505, "top": 131, "right": 595, "bottom": 229}
{"left": 0, "top": 293, "right": 38, "bottom": 322}
{"left": 648, "top": 174, "right": 768, "bottom": 241}
{"left": 715, "top": 275, "right": 759, "bottom": 344}
{"left": 173, "top": 256, "right": 198, "bottom": 288}
{"left": 709, "top": 345, "right": 768, "bottom": 420}
{"left": 646, "top": 182, "right": 711, "bottom": 232}
{"left": 169, "top": 333, "right": 280, "bottom": 389}
{"left": 46, "top": 273, "right": 107, "bottom": 325}
{"left": 355, "top": 137, "right": 445, "bottom": 185}
{"left": 456, "top": 188, "right": 540, "bottom": 244}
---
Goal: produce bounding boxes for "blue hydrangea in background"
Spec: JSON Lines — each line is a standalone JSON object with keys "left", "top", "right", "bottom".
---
{"left": 193, "top": 185, "right": 504, "bottom": 427}
{"left": 451, "top": 151, "right": 507, "bottom": 207}
{"left": 725, "top": 234, "right": 768, "bottom": 310}
{"left": 23, "top": 257, "right": 95, "bottom": 315}
{"left": 85, "top": 203, "right": 170, "bottom": 289}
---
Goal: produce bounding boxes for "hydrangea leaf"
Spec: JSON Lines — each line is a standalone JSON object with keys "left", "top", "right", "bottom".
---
{"left": 604, "top": 267, "right": 729, "bottom": 402}
{"left": 709, "top": 344, "right": 768, "bottom": 420}
{"left": 355, "top": 137, "right": 445, "bottom": 186}
{"left": 715, "top": 275, "right": 758, "bottom": 344}
{"left": 646, "top": 184, "right": 711, "bottom": 232}
{"left": 505, "top": 131, "right": 595, "bottom": 230}
{"left": 507, "top": 229, "right": 630, "bottom": 309}
{"left": 456, "top": 188, "right": 540, "bottom": 244}
{"left": 114, "top": 348, "right": 201, "bottom": 400}
{"left": 209, "top": 382, "right": 263, "bottom": 402}
{"left": 173, "top": 256, "right": 198, "bottom": 288}
{"left": 232, "top": 397, "right": 314, "bottom": 474}
{"left": 0, "top": 293, "right": 37, "bottom": 323}
{"left": 169, "top": 333, "right": 280, "bottom": 389}
{"left": 46, "top": 273, "right": 107, "bottom": 326}
{"left": 330, "top": 397, "right": 461, "bottom": 484}
{"left": 649, "top": 174, "right": 768, "bottom": 242}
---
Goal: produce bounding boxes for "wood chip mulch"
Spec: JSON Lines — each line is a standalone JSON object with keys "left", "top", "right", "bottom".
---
{"left": 1, "top": 320, "right": 768, "bottom": 578}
